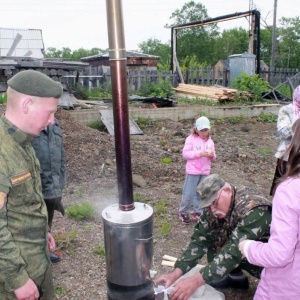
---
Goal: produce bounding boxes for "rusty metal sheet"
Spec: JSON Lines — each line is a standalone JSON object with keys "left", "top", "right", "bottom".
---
{"left": 99, "top": 109, "right": 143, "bottom": 135}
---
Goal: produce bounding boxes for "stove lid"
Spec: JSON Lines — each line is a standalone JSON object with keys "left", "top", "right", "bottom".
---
{"left": 102, "top": 202, "right": 153, "bottom": 224}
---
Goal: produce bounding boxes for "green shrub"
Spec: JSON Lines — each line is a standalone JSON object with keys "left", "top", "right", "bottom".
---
{"left": 136, "top": 77, "right": 174, "bottom": 98}
{"left": 66, "top": 202, "right": 95, "bottom": 221}
{"left": 160, "top": 157, "right": 172, "bottom": 165}
{"left": 277, "top": 84, "right": 292, "bottom": 99}
{"left": 232, "top": 73, "right": 270, "bottom": 101}
{"left": 257, "top": 112, "right": 277, "bottom": 123}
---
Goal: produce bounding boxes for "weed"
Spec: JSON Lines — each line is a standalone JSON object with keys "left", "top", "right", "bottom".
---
{"left": 257, "top": 112, "right": 277, "bottom": 123}
{"left": 88, "top": 120, "right": 107, "bottom": 132}
{"left": 55, "top": 286, "right": 67, "bottom": 297}
{"left": 66, "top": 202, "right": 96, "bottom": 221}
{"left": 232, "top": 73, "right": 270, "bottom": 101}
{"left": 159, "top": 140, "right": 168, "bottom": 146}
{"left": 134, "top": 193, "right": 148, "bottom": 203}
{"left": 54, "top": 230, "right": 77, "bottom": 250}
{"left": 161, "top": 218, "right": 171, "bottom": 237}
{"left": 258, "top": 147, "right": 273, "bottom": 160}
{"left": 136, "top": 77, "right": 174, "bottom": 98}
{"left": 93, "top": 245, "right": 106, "bottom": 257}
{"left": 0, "top": 93, "right": 7, "bottom": 104}
{"left": 277, "top": 84, "right": 292, "bottom": 99}
{"left": 227, "top": 116, "right": 246, "bottom": 125}
{"left": 154, "top": 200, "right": 167, "bottom": 218}
{"left": 160, "top": 157, "right": 172, "bottom": 165}
{"left": 135, "top": 116, "right": 158, "bottom": 130}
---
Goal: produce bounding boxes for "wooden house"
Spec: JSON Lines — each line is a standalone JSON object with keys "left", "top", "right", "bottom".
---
{"left": 81, "top": 51, "right": 160, "bottom": 74}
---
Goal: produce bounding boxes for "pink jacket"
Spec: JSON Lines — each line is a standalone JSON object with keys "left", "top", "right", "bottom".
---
{"left": 182, "top": 134, "right": 216, "bottom": 175}
{"left": 247, "top": 177, "right": 300, "bottom": 299}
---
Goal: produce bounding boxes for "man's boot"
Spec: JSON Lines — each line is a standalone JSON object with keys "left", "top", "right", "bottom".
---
{"left": 210, "top": 271, "right": 249, "bottom": 290}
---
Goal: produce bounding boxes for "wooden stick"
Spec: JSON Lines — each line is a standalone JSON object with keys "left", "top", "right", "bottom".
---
{"left": 162, "top": 255, "right": 177, "bottom": 262}
{"left": 161, "top": 260, "right": 175, "bottom": 267}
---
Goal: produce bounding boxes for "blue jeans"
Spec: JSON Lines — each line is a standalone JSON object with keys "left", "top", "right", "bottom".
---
{"left": 179, "top": 174, "right": 207, "bottom": 214}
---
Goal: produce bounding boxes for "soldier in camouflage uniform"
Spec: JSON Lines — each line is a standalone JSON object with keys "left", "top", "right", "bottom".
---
{"left": 155, "top": 174, "right": 271, "bottom": 300}
{"left": 0, "top": 70, "right": 62, "bottom": 300}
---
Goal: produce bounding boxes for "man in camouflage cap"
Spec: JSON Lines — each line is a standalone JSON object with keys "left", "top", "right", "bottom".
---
{"left": 156, "top": 174, "right": 271, "bottom": 300}
{"left": 0, "top": 70, "right": 62, "bottom": 300}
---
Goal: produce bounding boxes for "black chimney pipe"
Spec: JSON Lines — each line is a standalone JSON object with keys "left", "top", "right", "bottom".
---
{"left": 105, "top": 0, "right": 134, "bottom": 211}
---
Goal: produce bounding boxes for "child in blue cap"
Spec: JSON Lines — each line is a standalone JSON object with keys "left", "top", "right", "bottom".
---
{"left": 179, "top": 116, "right": 217, "bottom": 224}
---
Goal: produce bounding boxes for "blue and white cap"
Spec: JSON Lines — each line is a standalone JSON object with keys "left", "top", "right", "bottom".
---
{"left": 195, "top": 116, "right": 210, "bottom": 130}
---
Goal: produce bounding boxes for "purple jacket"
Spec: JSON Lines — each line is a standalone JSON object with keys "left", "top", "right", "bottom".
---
{"left": 182, "top": 134, "right": 216, "bottom": 175}
{"left": 247, "top": 177, "right": 300, "bottom": 299}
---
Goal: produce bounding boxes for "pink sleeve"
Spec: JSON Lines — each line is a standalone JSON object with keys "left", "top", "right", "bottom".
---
{"left": 182, "top": 135, "right": 200, "bottom": 160}
{"left": 247, "top": 179, "right": 300, "bottom": 268}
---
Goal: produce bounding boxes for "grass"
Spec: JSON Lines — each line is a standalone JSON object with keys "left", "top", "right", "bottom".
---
{"left": 135, "top": 116, "right": 158, "bottom": 130}
{"left": 160, "top": 157, "right": 172, "bottom": 165}
{"left": 258, "top": 147, "right": 273, "bottom": 160}
{"left": 134, "top": 193, "right": 149, "bottom": 203}
{"left": 66, "top": 202, "right": 96, "bottom": 221}
{"left": 55, "top": 286, "right": 68, "bottom": 297}
{"left": 93, "top": 245, "right": 106, "bottom": 257}
{"left": 54, "top": 230, "right": 77, "bottom": 250}
{"left": 257, "top": 112, "right": 277, "bottom": 123}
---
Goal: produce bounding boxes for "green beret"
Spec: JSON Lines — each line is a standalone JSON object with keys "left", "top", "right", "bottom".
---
{"left": 7, "top": 70, "right": 63, "bottom": 98}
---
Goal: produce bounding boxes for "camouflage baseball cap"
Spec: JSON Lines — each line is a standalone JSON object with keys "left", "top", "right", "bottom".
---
{"left": 197, "top": 174, "right": 226, "bottom": 208}
{"left": 7, "top": 70, "right": 63, "bottom": 98}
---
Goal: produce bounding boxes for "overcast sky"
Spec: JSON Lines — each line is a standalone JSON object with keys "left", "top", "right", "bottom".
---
{"left": 0, "top": 0, "right": 296, "bottom": 51}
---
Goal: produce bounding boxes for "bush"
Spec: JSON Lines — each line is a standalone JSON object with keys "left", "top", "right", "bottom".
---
{"left": 136, "top": 77, "right": 174, "bottom": 98}
{"left": 66, "top": 202, "right": 95, "bottom": 221}
{"left": 232, "top": 73, "right": 270, "bottom": 101}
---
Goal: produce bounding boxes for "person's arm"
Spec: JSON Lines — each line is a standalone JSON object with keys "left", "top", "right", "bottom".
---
{"left": 246, "top": 180, "right": 299, "bottom": 268}
{"left": 174, "top": 209, "right": 215, "bottom": 274}
{"left": 182, "top": 135, "right": 201, "bottom": 160}
{"left": 200, "top": 206, "right": 271, "bottom": 283}
{"left": 0, "top": 188, "right": 30, "bottom": 291}
{"left": 277, "top": 106, "right": 293, "bottom": 141}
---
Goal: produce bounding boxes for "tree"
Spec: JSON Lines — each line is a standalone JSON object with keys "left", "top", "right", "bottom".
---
{"left": 165, "top": 1, "right": 219, "bottom": 66}
{"left": 45, "top": 47, "right": 106, "bottom": 61}
{"left": 138, "top": 38, "right": 171, "bottom": 70}
{"left": 213, "top": 28, "right": 249, "bottom": 62}
{"left": 276, "top": 17, "right": 300, "bottom": 68}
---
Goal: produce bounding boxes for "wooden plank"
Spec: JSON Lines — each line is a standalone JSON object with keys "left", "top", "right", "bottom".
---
{"left": 99, "top": 109, "right": 143, "bottom": 135}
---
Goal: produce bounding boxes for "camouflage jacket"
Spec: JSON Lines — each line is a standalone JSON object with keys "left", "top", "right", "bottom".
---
{"left": 31, "top": 118, "right": 67, "bottom": 200}
{"left": 0, "top": 116, "right": 49, "bottom": 293}
{"left": 174, "top": 186, "right": 272, "bottom": 283}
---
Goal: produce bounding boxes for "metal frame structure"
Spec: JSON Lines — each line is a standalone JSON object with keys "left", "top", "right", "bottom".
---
{"left": 171, "top": 10, "right": 261, "bottom": 81}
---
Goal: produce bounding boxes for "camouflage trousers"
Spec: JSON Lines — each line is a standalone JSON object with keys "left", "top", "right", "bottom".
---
{"left": 0, "top": 264, "right": 55, "bottom": 300}
{"left": 207, "top": 247, "right": 263, "bottom": 279}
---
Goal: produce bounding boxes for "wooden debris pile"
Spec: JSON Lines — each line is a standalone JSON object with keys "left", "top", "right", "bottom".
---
{"left": 173, "top": 83, "right": 253, "bottom": 102}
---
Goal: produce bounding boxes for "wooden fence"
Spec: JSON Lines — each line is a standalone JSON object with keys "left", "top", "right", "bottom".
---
{"left": 76, "top": 66, "right": 300, "bottom": 91}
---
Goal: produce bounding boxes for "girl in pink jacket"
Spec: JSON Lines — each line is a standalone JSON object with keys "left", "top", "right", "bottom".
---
{"left": 179, "top": 116, "right": 216, "bottom": 224}
{"left": 239, "top": 118, "right": 300, "bottom": 299}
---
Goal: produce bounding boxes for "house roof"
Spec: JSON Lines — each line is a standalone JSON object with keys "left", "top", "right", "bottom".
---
{"left": 0, "top": 28, "right": 45, "bottom": 58}
{"left": 81, "top": 51, "right": 160, "bottom": 61}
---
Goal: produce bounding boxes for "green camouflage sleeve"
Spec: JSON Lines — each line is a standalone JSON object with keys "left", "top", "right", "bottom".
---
{"left": 200, "top": 206, "right": 271, "bottom": 283}
{"left": 174, "top": 209, "right": 215, "bottom": 274}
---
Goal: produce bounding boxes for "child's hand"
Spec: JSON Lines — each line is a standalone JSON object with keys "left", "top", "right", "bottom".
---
{"left": 200, "top": 151, "right": 211, "bottom": 157}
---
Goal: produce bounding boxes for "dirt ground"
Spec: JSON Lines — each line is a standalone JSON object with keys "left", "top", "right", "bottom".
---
{"left": 52, "top": 106, "right": 278, "bottom": 300}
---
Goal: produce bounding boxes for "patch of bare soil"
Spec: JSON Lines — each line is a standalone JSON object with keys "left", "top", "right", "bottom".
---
{"left": 52, "top": 107, "right": 277, "bottom": 300}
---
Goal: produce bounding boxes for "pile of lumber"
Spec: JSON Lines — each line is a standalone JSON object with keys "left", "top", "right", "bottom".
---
{"left": 173, "top": 83, "right": 253, "bottom": 102}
